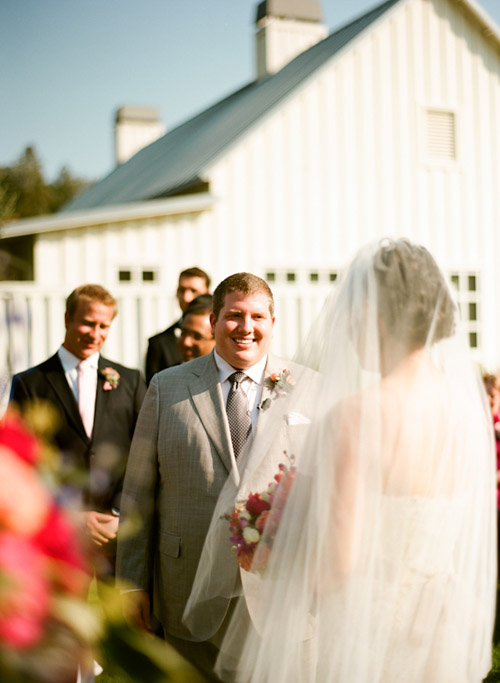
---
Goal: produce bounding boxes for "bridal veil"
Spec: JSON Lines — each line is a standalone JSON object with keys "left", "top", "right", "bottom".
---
{"left": 185, "top": 238, "right": 496, "bottom": 683}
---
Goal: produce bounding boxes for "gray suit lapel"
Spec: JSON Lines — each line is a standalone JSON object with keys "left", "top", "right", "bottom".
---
{"left": 188, "top": 353, "right": 233, "bottom": 475}
{"left": 239, "top": 354, "right": 290, "bottom": 482}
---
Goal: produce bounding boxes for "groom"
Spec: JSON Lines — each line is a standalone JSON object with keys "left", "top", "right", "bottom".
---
{"left": 117, "top": 272, "right": 311, "bottom": 680}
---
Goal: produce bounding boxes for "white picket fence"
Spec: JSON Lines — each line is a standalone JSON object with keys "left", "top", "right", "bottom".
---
{"left": 0, "top": 282, "right": 333, "bottom": 408}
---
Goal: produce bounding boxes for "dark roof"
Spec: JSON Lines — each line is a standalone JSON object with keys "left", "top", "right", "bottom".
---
{"left": 65, "top": 0, "right": 400, "bottom": 212}
{"left": 256, "top": 0, "right": 324, "bottom": 24}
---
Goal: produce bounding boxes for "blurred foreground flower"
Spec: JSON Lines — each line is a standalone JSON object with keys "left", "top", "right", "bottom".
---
{"left": 0, "top": 410, "right": 176, "bottom": 683}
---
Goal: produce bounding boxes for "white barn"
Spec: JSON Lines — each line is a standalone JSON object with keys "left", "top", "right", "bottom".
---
{"left": 1, "top": 0, "right": 500, "bottom": 386}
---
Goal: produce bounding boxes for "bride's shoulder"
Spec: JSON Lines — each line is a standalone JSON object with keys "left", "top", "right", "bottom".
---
{"left": 327, "top": 392, "right": 366, "bottom": 435}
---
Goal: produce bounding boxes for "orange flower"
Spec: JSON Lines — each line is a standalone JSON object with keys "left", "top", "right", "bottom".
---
{"left": 0, "top": 446, "right": 50, "bottom": 536}
{"left": 256, "top": 510, "right": 270, "bottom": 534}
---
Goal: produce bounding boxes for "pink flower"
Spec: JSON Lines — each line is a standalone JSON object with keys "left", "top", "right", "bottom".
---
{"left": 101, "top": 367, "right": 120, "bottom": 390}
{"left": 0, "top": 532, "right": 50, "bottom": 649}
{"left": 0, "top": 446, "right": 50, "bottom": 536}
{"left": 265, "top": 369, "right": 295, "bottom": 401}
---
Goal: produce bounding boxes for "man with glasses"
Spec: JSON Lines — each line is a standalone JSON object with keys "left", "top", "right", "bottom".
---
{"left": 177, "top": 294, "right": 215, "bottom": 363}
{"left": 145, "top": 267, "right": 211, "bottom": 382}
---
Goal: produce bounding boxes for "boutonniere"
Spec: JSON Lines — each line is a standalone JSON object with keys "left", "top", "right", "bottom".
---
{"left": 100, "top": 367, "right": 120, "bottom": 390}
{"left": 259, "top": 369, "right": 295, "bottom": 411}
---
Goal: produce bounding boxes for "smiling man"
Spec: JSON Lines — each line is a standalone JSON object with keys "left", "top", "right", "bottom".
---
{"left": 176, "top": 294, "right": 215, "bottom": 363}
{"left": 9, "top": 284, "right": 146, "bottom": 584}
{"left": 117, "top": 272, "right": 291, "bottom": 680}
{"left": 145, "top": 266, "right": 211, "bottom": 382}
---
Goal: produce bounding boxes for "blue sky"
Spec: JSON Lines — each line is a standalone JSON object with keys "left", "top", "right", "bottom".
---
{"left": 2, "top": 0, "right": 500, "bottom": 182}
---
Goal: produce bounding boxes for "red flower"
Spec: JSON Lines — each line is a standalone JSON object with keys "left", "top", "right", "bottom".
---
{"left": 33, "top": 505, "right": 90, "bottom": 594}
{"left": 0, "top": 412, "right": 39, "bottom": 465}
{"left": 245, "top": 493, "right": 271, "bottom": 517}
{"left": 0, "top": 532, "right": 50, "bottom": 649}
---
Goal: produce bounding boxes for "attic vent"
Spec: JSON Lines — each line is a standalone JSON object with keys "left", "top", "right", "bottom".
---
{"left": 426, "top": 110, "right": 456, "bottom": 160}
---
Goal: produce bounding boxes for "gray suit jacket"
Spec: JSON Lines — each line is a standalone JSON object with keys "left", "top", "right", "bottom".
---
{"left": 116, "top": 351, "right": 316, "bottom": 640}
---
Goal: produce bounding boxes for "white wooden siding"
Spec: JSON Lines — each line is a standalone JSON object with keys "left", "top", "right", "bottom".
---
{"left": 1, "top": 0, "right": 500, "bottom": 373}
{"left": 204, "top": 0, "right": 500, "bottom": 366}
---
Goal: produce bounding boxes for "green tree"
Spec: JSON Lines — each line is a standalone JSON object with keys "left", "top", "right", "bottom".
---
{"left": 50, "top": 166, "right": 89, "bottom": 213}
{"left": 0, "top": 146, "right": 91, "bottom": 224}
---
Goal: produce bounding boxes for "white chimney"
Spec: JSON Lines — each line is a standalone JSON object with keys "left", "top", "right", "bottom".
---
{"left": 115, "top": 106, "right": 166, "bottom": 165}
{"left": 255, "top": 0, "right": 328, "bottom": 79}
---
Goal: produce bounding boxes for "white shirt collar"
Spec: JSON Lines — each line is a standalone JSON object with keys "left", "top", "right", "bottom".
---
{"left": 58, "top": 346, "right": 100, "bottom": 372}
{"left": 213, "top": 349, "right": 267, "bottom": 385}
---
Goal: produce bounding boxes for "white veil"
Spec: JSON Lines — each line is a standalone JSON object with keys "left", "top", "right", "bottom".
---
{"left": 186, "top": 239, "right": 497, "bottom": 683}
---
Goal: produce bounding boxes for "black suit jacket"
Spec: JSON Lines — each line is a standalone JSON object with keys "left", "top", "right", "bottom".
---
{"left": 10, "top": 353, "right": 146, "bottom": 513}
{"left": 145, "top": 320, "right": 181, "bottom": 384}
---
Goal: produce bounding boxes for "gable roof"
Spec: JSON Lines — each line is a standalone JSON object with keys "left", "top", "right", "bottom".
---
{"left": 64, "top": 0, "right": 401, "bottom": 212}
{"left": 65, "top": 0, "right": 500, "bottom": 213}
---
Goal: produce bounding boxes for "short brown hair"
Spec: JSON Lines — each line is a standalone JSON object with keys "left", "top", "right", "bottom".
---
{"left": 183, "top": 294, "right": 213, "bottom": 319}
{"left": 66, "top": 284, "right": 117, "bottom": 320}
{"left": 212, "top": 273, "right": 274, "bottom": 320}
{"left": 179, "top": 267, "right": 211, "bottom": 290}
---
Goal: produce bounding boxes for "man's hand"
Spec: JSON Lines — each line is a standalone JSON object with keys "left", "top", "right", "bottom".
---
{"left": 121, "top": 589, "right": 153, "bottom": 633}
{"left": 82, "top": 511, "right": 119, "bottom": 546}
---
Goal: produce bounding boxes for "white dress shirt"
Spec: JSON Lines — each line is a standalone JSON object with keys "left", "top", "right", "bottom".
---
{"left": 58, "top": 346, "right": 99, "bottom": 402}
{"left": 213, "top": 350, "right": 267, "bottom": 431}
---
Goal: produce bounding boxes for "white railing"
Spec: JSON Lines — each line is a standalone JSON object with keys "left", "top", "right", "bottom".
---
{"left": 0, "top": 282, "right": 333, "bottom": 404}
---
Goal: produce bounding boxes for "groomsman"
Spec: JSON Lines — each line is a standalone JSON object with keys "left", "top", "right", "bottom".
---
{"left": 145, "top": 266, "right": 211, "bottom": 382}
{"left": 10, "top": 284, "right": 146, "bottom": 580}
{"left": 176, "top": 294, "right": 215, "bottom": 363}
{"left": 117, "top": 272, "right": 315, "bottom": 681}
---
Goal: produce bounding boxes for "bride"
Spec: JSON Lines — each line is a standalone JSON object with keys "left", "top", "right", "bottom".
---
{"left": 187, "top": 239, "right": 496, "bottom": 682}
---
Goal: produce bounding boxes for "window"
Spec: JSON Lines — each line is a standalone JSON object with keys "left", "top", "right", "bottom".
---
{"left": 117, "top": 267, "right": 158, "bottom": 283}
{"left": 426, "top": 109, "right": 456, "bottom": 161}
{"left": 449, "top": 272, "right": 480, "bottom": 350}
{"left": 264, "top": 269, "right": 339, "bottom": 285}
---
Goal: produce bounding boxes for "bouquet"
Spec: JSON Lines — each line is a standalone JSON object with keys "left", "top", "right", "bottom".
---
{"left": 226, "top": 455, "right": 296, "bottom": 572}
